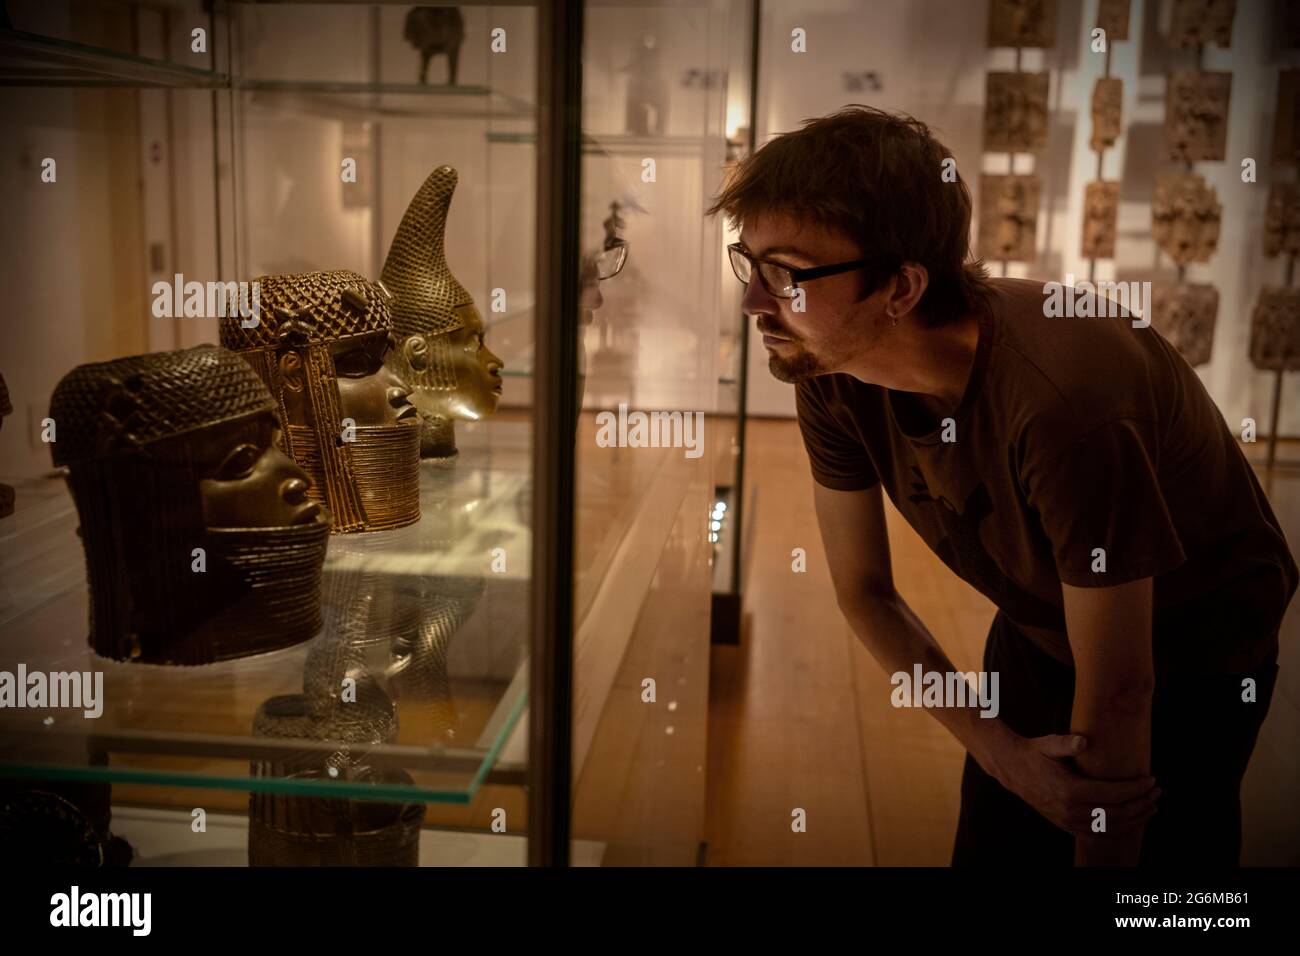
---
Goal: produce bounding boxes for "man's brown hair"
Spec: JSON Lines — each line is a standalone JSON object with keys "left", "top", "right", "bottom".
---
{"left": 708, "top": 105, "right": 993, "bottom": 324}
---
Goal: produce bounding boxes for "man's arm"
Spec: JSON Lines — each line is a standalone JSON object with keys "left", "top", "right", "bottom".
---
{"left": 1062, "top": 578, "right": 1158, "bottom": 866}
{"left": 814, "top": 483, "right": 1160, "bottom": 855}
{"left": 813, "top": 482, "right": 996, "bottom": 755}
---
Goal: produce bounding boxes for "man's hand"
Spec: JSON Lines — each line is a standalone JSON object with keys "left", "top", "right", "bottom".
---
{"left": 977, "top": 723, "right": 1160, "bottom": 838}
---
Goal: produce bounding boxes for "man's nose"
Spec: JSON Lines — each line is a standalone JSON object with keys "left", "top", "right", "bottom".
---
{"left": 740, "top": 271, "right": 779, "bottom": 318}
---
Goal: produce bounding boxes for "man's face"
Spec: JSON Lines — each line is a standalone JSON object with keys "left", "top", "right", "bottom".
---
{"left": 739, "top": 213, "right": 889, "bottom": 383}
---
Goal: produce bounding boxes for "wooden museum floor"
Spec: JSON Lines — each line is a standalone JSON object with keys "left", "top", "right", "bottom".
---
{"left": 703, "top": 418, "right": 1300, "bottom": 866}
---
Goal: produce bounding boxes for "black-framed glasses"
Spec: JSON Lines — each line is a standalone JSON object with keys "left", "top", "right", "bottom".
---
{"left": 727, "top": 242, "right": 868, "bottom": 299}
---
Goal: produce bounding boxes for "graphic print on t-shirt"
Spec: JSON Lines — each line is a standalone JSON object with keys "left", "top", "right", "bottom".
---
{"left": 904, "top": 464, "right": 1061, "bottom": 626}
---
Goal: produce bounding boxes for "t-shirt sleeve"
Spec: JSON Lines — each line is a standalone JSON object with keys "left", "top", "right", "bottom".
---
{"left": 794, "top": 379, "right": 879, "bottom": 491}
{"left": 1022, "top": 417, "right": 1186, "bottom": 587}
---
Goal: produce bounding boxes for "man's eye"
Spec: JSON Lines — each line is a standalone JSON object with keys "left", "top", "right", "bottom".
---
{"left": 216, "top": 444, "right": 260, "bottom": 480}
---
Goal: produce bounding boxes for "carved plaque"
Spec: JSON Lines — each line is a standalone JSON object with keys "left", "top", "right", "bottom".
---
{"left": 1264, "top": 184, "right": 1300, "bottom": 258}
{"left": 1082, "top": 180, "right": 1120, "bottom": 259}
{"left": 1095, "top": 0, "right": 1130, "bottom": 41}
{"left": 985, "top": 72, "right": 1050, "bottom": 152}
{"left": 1150, "top": 283, "right": 1218, "bottom": 368}
{"left": 1164, "top": 71, "right": 1231, "bottom": 163}
{"left": 979, "top": 174, "right": 1040, "bottom": 262}
{"left": 1167, "top": 0, "right": 1236, "bottom": 48}
{"left": 1152, "top": 172, "right": 1221, "bottom": 265}
{"left": 987, "top": 0, "right": 1057, "bottom": 49}
{"left": 1249, "top": 288, "right": 1300, "bottom": 371}
{"left": 1090, "top": 77, "right": 1123, "bottom": 152}
{"left": 1273, "top": 70, "right": 1300, "bottom": 165}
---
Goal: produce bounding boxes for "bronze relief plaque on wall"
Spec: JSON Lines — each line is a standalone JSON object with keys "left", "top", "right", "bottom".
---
{"left": 1249, "top": 288, "right": 1300, "bottom": 371}
{"left": 987, "top": 0, "right": 1058, "bottom": 48}
{"left": 1164, "top": 71, "right": 1231, "bottom": 163}
{"left": 1264, "top": 183, "right": 1300, "bottom": 258}
{"left": 1082, "top": 180, "right": 1120, "bottom": 259}
{"left": 985, "top": 72, "right": 1050, "bottom": 153}
{"left": 1090, "top": 77, "right": 1123, "bottom": 152}
{"left": 1152, "top": 172, "right": 1221, "bottom": 265}
{"left": 979, "top": 174, "right": 1040, "bottom": 262}
{"left": 1095, "top": 0, "right": 1130, "bottom": 41}
{"left": 1150, "top": 283, "right": 1219, "bottom": 368}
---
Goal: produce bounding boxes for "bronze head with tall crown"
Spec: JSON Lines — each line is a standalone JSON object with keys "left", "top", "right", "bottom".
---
{"left": 381, "top": 165, "right": 504, "bottom": 462}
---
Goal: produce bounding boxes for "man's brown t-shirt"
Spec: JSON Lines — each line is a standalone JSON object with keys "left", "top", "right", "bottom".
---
{"left": 796, "top": 277, "right": 1298, "bottom": 673}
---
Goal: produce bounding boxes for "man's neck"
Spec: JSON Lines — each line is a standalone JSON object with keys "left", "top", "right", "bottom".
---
{"left": 851, "top": 308, "right": 983, "bottom": 415}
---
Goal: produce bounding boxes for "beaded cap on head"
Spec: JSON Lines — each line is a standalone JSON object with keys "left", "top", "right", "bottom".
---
{"left": 49, "top": 345, "right": 275, "bottom": 467}
{"left": 381, "top": 165, "right": 474, "bottom": 340}
{"left": 218, "top": 270, "right": 394, "bottom": 353}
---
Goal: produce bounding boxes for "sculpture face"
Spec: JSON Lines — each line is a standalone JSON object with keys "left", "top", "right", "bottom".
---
{"left": 1164, "top": 71, "right": 1231, "bottom": 163}
{"left": 219, "top": 271, "right": 422, "bottom": 533}
{"left": 49, "top": 346, "right": 330, "bottom": 664}
{"left": 195, "top": 411, "right": 321, "bottom": 529}
{"left": 1152, "top": 172, "right": 1220, "bottom": 265}
{"left": 985, "top": 72, "right": 1049, "bottom": 153}
{"left": 279, "top": 330, "right": 416, "bottom": 428}
{"left": 1082, "top": 180, "right": 1119, "bottom": 259}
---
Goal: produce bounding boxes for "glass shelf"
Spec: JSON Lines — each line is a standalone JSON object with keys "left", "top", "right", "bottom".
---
{"left": 0, "top": 422, "right": 533, "bottom": 805}
{"left": 0, "top": 28, "right": 228, "bottom": 88}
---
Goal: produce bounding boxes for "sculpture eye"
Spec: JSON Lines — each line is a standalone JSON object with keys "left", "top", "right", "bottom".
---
{"left": 216, "top": 444, "right": 260, "bottom": 481}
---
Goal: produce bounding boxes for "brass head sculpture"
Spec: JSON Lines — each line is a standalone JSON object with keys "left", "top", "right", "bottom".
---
{"left": 381, "top": 165, "right": 504, "bottom": 463}
{"left": 48, "top": 346, "right": 330, "bottom": 665}
{"left": 1152, "top": 172, "right": 1220, "bottom": 265}
{"left": 220, "top": 270, "right": 421, "bottom": 532}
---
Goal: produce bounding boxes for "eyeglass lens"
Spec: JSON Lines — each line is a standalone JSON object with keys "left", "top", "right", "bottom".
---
{"left": 729, "top": 247, "right": 793, "bottom": 298}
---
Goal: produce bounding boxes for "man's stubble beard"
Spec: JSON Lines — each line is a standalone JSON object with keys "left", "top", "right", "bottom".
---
{"left": 767, "top": 341, "right": 828, "bottom": 384}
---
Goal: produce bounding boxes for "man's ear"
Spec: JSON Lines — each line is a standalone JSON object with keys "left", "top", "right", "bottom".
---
{"left": 892, "top": 263, "right": 929, "bottom": 317}
{"left": 402, "top": 334, "right": 429, "bottom": 371}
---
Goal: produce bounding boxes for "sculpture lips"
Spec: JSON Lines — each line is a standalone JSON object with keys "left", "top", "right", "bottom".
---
{"left": 292, "top": 501, "right": 323, "bottom": 525}
{"left": 396, "top": 403, "right": 419, "bottom": 422}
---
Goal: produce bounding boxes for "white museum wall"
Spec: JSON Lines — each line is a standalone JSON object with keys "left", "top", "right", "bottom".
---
{"left": 744, "top": 0, "right": 1299, "bottom": 439}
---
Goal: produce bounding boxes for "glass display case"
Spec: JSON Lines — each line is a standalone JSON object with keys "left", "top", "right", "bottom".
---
{"left": 0, "top": 0, "right": 746, "bottom": 866}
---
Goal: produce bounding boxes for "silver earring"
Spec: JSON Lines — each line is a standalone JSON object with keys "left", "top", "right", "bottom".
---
{"left": 889, "top": 312, "right": 899, "bottom": 326}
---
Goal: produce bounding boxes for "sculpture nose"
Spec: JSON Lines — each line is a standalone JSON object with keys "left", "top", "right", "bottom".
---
{"left": 388, "top": 386, "right": 411, "bottom": 408}
{"left": 281, "top": 477, "right": 309, "bottom": 503}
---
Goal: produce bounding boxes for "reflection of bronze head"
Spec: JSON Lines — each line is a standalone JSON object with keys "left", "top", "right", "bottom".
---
{"left": 381, "top": 165, "right": 504, "bottom": 462}
{"left": 1152, "top": 172, "right": 1220, "bottom": 266}
{"left": 49, "top": 346, "right": 330, "bottom": 664}
{"left": 220, "top": 270, "right": 421, "bottom": 533}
